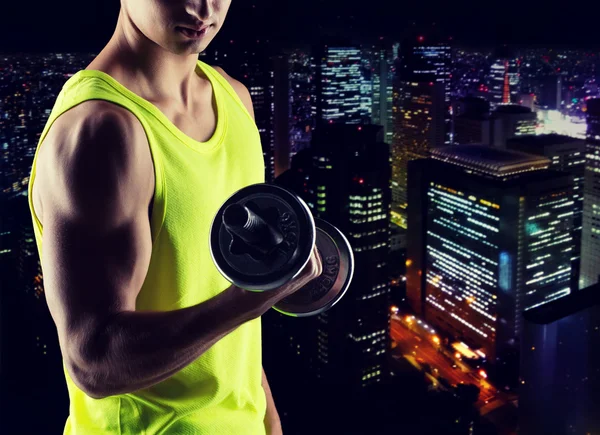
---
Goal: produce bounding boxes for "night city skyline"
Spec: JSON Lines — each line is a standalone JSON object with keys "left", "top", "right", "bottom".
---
{"left": 1, "top": 1, "right": 600, "bottom": 435}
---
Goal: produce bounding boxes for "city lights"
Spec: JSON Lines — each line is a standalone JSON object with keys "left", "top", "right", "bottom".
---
{"left": 4, "top": 26, "right": 600, "bottom": 435}
{"left": 412, "top": 143, "right": 575, "bottom": 378}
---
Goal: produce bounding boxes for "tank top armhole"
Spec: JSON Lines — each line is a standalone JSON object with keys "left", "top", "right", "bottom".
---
{"left": 199, "top": 61, "right": 256, "bottom": 124}
{"left": 105, "top": 100, "right": 168, "bottom": 250}
{"left": 129, "top": 105, "right": 168, "bottom": 251}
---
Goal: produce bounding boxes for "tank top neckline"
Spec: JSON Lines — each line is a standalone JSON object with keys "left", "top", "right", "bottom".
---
{"left": 70, "top": 59, "right": 226, "bottom": 153}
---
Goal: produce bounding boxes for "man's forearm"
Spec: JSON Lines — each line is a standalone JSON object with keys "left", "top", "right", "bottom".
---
{"left": 262, "top": 367, "right": 281, "bottom": 431}
{"left": 70, "top": 284, "right": 277, "bottom": 399}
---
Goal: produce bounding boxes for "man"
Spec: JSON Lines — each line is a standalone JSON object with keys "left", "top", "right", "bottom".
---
{"left": 27, "top": 1, "right": 322, "bottom": 434}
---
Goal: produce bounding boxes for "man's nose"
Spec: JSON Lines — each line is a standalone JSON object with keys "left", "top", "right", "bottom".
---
{"left": 187, "top": 1, "right": 214, "bottom": 21}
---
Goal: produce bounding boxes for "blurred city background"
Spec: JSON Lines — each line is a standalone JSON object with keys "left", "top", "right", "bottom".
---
{"left": 1, "top": 1, "right": 599, "bottom": 434}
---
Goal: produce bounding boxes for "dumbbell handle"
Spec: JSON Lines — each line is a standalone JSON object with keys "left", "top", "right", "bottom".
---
{"left": 222, "top": 203, "right": 285, "bottom": 255}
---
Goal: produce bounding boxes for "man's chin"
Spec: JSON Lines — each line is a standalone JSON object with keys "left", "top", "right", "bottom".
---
{"left": 168, "top": 41, "right": 210, "bottom": 56}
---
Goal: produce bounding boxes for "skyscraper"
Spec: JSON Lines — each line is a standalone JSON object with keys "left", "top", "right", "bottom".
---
{"left": 366, "top": 43, "right": 394, "bottom": 145}
{"left": 359, "top": 47, "right": 374, "bottom": 124}
{"left": 272, "top": 124, "right": 392, "bottom": 393}
{"left": 536, "top": 75, "right": 562, "bottom": 111}
{"left": 391, "top": 35, "right": 451, "bottom": 226}
{"left": 407, "top": 146, "right": 574, "bottom": 384}
{"left": 580, "top": 98, "right": 600, "bottom": 289}
{"left": 507, "top": 134, "right": 586, "bottom": 289}
{"left": 489, "top": 57, "right": 520, "bottom": 109}
{"left": 454, "top": 97, "right": 491, "bottom": 145}
{"left": 490, "top": 104, "right": 538, "bottom": 148}
{"left": 315, "top": 46, "right": 364, "bottom": 125}
{"left": 310, "top": 124, "right": 391, "bottom": 391}
{"left": 272, "top": 54, "right": 291, "bottom": 177}
{"left": 288, "top": 49, "right": 317, "bottom": 161}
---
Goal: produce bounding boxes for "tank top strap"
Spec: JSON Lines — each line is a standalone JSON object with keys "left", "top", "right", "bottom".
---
{"left": 197, "top": 60, "right": 255, "bottom": 123}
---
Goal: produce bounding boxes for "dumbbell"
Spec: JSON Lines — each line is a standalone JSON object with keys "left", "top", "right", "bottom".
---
{"left": 209, "top": 183, "right": 354, "bottom": 317}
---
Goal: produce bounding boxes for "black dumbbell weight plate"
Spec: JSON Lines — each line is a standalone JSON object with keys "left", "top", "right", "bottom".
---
{"left": 273, "top": 218, "right": 354, "bottom": 317}
{"left": 210, "top": 183, "right": 316, "bottom": 291}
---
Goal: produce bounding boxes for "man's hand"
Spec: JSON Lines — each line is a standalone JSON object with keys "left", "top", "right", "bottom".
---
{"left": 262, "top": 367, "right": 282, "bottom": 435}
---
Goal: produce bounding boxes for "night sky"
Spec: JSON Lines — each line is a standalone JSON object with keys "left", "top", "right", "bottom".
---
{"left": 0, "top": 0, "right": 597, "bottom": 52}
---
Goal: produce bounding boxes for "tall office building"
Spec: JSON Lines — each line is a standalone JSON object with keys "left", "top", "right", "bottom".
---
{"left": 490, "top": 104, "right": 538, "bottom": 148}
{"left": 536, "top": 75, "right": 562, "bottom": 111}
{"left": 454, "top": 97, "right": 491, "bottom": 145}
{"left": 391, "top": 36, "right": 451, "bottom": 225}
{"left": 310, "top": 124, "right": 391, "bottom": 391}
{"left": 455, "top": 104, "right": 537, "bottom": 147}
{"left": 366, "top": 43, "right": 394, "bottom": 145}
{"left": 407, "top": 146, "right": 574, "bottom": 384}
{"left": 288, "top": 49, "right": 317, "bottom": 160}
{"left": 507, "top": 134, "right": 586, "bottom": 289}
{"left": 580, "top": 98, "right": 600, "bottom": 289}
{"left": 519, "top": 283, "right": 600, "bottom": 435}
{"left": 272, "top": 125, "right": 391, "bottom": 393}
{"left": 272, "top": 54, "right": 291, "bottom": 177}
{"left": 489, "top": 58, "right": 520, "bottom": 109}
{"left": 489, "top": 60, "right": 506, "bottom": 108}
{"left": 359, "top": 47, "right": 374, "bottom": 124}
{"left": 315, "top": 46, "right": 364, "bottom": 125}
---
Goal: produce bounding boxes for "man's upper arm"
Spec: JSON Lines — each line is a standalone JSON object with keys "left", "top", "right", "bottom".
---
{"left": 212, "top": 66, "right": 255, "bottom": 120}
{"left": 36, "top": 101, "right": 154, "bottom": 371}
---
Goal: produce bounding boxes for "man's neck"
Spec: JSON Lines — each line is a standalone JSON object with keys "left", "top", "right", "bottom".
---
{"left": 99, "top": 11, "right": 205, "bottom": 109}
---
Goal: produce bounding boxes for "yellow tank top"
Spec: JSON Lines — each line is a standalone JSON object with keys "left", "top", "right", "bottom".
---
{"left": 26, "top": 59, "right": 267, "bottom": 434}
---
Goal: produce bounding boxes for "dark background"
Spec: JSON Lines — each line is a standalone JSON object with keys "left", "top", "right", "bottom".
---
{"left": 0, "top": 0, "right": 596, "bottom": 53}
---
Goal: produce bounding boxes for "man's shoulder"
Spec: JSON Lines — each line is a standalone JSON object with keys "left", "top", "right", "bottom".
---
{"left": 48, "top": 100, "right": 142, "bottom": 143}
{"left": 209, "top": 65, "right": 254, "bottom": 118}
{"left": 210, "top": 65, "right": 236, "bottom": 85}
{"left": 210, "top": 65, "right": 249, "bottom": 95}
